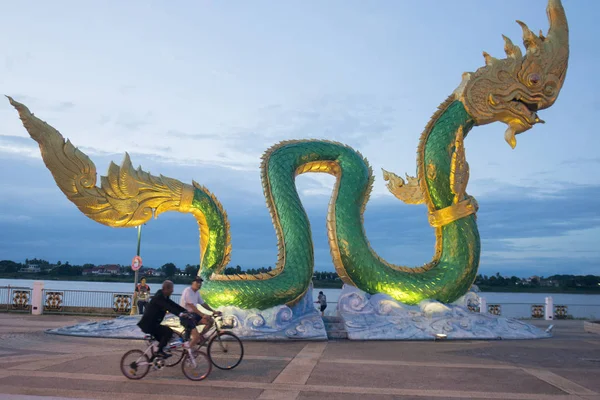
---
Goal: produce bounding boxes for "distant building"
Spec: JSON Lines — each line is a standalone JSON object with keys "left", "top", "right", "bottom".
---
{"left": 540, "top": 279, "right": 559, "bottom": 287}
{"left": 19, "top": 265, "right": 41, "bottom": 273}
{"left": 82, "top": 265, "right": 121, "bottom": 276}
{"left": 144, "top": 268, "right": 164, "bottom": 277}
{"left": 103, "top": 265, "right": 120, "bottom": 275}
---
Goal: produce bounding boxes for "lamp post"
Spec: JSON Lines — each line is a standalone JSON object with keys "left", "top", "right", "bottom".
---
{"left": 130, "top": 224, "right": 143, "bottom": 316}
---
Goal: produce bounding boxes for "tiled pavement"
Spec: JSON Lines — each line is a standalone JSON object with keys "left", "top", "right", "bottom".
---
{"left": 1, "top": 313, "right": 599, "bottom": 400}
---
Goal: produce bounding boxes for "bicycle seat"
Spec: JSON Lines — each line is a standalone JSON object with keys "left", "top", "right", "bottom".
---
{"left": 144, "top": 334, "right": 156, "bottom": 341}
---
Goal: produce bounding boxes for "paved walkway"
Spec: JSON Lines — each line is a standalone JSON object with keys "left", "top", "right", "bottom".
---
{"left": 1, "top": 313, "right": 599, "bottom": 399}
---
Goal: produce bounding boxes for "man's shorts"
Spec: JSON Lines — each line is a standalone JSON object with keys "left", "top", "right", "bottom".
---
{"left": 189, "top": 313, "right": 202, "bottom": 325}
{"left": 179, "top": 313, "right": 200, "bottom": 336}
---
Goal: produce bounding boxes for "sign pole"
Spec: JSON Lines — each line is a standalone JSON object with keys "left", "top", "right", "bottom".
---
{"left": 130, "top": 225, "right": 143, "bottom": 315}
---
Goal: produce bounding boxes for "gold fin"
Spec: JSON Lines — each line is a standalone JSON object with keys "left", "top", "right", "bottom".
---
{"left": 450, "top": 126, "right": 469, "bottom": 203}
{"left": 382, "top": 169, "right": 425, "bottom": 205}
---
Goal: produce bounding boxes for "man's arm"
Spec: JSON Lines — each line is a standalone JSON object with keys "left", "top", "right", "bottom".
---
{"left": 186, "top": 303, "right": 208, "bottom": 316}
{"left": 154, "top": 294, "right": 187, "bottom": 316}
{"left": 201, "top": 302, "right": 221, "bottom": 315}
{"left": 165, "top": 297, "right": 187, "bottom": 315}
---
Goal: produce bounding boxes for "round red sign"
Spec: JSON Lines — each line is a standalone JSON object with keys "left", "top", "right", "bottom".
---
{"left": 131, "top": 256, "right": 143, "bottom": 271}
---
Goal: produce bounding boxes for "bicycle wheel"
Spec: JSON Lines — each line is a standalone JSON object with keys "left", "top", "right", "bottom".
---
{"left": 164, "top": 331, "right": 186, "bottom": 367}
{"left": 181, "top": 350, "right": 212, "bottom": 381}
{"left": 120, "top": 349, "right": 150, "bottom": 380}
{"left": 207, "top": 331, "right": 244, "bottom": 370}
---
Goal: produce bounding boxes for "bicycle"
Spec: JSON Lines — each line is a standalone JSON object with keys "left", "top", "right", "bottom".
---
{"left": 148, "top": 313, "right": 244, "bottom": 370}
{"left": 199, "top": 314, "right": 244, "bottom": 370}
{"left": 120, "top": 316, "right": 212, "bottom": 381}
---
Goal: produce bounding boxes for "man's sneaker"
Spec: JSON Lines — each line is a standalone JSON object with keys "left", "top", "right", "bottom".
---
{"left": 156, "top": 350, "right": 172, "bottom": 359}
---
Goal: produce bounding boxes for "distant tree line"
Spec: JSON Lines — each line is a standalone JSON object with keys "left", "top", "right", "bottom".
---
{"left": 0, "top": 259, "right": 339, "bottom": 281}
{"left": 3, "top": 260, "right": 599, "bottom": 290}
{"left": 1, "top": 259, "right": 85, "bottom": 277}
{"left": 475, "top": 273, "right": 600, "bottom": 289}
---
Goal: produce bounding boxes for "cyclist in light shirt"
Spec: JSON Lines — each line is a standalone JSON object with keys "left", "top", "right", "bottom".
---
{"left": 180, "top": 277, "right": 221, "bottom": 347}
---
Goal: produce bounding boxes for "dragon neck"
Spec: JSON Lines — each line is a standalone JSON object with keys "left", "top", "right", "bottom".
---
{"left": 417, "top": 95, "right": 475, "bottom": 213}
{"left": 328, "top": 95, "right": 480, "bottom": 304}
{"left": 194, "top": 96, "right": 480, "bottom": 308}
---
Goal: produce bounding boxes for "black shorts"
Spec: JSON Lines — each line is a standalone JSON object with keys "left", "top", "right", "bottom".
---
{"left": 179, "top": 313, "right": 200, "bottom": 336}
{"left": 189, "top": 313, "right": 202, "bottom": 325}
{"left": 320, "top": 304, "right": 327, "bottom": 312}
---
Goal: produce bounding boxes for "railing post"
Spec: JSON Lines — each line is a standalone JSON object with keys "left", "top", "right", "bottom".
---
{"left": 545, "top": 296, "right": 553, "bottom": 320}
{"left": 31, "top": 281, "right": 44, "bottom": 315}
{"left": 479, "top": 296, "right": 487, "bottom": 314}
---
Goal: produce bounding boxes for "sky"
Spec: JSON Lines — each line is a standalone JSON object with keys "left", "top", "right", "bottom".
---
{"left": 0, "top": 0, "right": 598, "bottom": 278}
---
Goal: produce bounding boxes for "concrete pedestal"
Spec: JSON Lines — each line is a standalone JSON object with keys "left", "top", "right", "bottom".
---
{"left": 31, "top": 281, "right": 44, "bottom": 315}
{"left": 545, "top": 296, "right": 553, "bottom": 320}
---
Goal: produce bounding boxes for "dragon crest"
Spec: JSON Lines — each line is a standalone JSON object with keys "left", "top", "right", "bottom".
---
{"left": 457, "top": 0, "right": 569, "bottom": 148}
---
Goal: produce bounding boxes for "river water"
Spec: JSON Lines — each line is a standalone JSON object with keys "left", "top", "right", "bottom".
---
{"left": 2, "top": 278, "right": 599, "bottom": 319}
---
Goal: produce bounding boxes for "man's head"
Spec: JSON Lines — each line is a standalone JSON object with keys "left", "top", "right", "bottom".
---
{"left": 191, "top": 277, "right": 203, "bottom": 292}
{"left": 140, "top": 277, "right": 146, "bottom": 285}
{"left": 319, "top": 291, "right": 323, "bottom": 295}
{"left": 162, "top": 280, "right": 174, "bottom": 296}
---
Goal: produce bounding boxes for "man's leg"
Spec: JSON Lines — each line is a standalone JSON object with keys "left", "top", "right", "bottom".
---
{"left": 155, "top": 325, "right": 173, "bottom": 357}
{"left": 189, "top": 328, "right": 201, "bottom": 347}
{"left": 183, "top": 314, "right": 201, "bottom": 347}
{"left": 193, "top": 315, "right": 214, "bottom": 347}
{"left": 198, "top": 315, "right": 214, "bottom": 337}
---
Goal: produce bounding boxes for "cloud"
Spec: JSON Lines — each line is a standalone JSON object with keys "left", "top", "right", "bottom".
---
{"left": 0, "top": 135, "right": 42, "bottom": 158}
{"left": 2, "top": 95, "right": 74, "bottom": 112}
{"left": 560, "top": 157, "right": 600, "bottom": 166}
{"left": 113, "top": 110, "right": 154, "bottom": 131}
{"left": 166, "top": 130, "right": 221, "bottom": 140}
{"left": 0, "top": 214, "right": 32, "bottom": 222}
{"left": 0, "top": 91, "right": 402, "bottom": 174}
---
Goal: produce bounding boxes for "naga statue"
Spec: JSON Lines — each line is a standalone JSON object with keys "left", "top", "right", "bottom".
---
{"left": 8, "top": 0, "right": 569, "bottom": 311}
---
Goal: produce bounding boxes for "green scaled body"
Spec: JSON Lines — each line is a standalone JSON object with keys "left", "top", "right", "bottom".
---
{"left": 198, "top": 99, "right": 481, "bottom": 309}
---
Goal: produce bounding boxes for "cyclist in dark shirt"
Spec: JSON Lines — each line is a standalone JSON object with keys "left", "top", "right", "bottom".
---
{"left": 137, "top": 280, "right": 187, "bottom": 359}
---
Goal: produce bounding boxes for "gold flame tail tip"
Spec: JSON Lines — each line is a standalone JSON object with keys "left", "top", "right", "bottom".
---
{"left": 381, "top": 168, "right": 395, "bottom": 183}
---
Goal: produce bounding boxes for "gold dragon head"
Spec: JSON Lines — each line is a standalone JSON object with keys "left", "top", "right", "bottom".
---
{"left": 458, "top": 0, "right": 569, "bottom": 148}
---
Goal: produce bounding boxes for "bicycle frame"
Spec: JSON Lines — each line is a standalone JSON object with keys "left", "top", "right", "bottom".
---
{"left": 200, "top": 315, "right": 232, "bottom": 344}
{"left": 139, "top": 334, "right": 198, "bottom": 369}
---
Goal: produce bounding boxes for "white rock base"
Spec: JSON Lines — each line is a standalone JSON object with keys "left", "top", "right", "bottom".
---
{"left": 338, "top": 285, "right": 551, "bottom": 340}
{"left": 46, "top": 284, "right": 327, "bottom": 341}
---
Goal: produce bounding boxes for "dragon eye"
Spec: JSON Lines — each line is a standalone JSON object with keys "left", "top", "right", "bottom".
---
{"left": 527, "top": 73, "right": 541, "bottom": 86}
{"left": 544, "top": 84, "right": 555, "bottom": 96}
